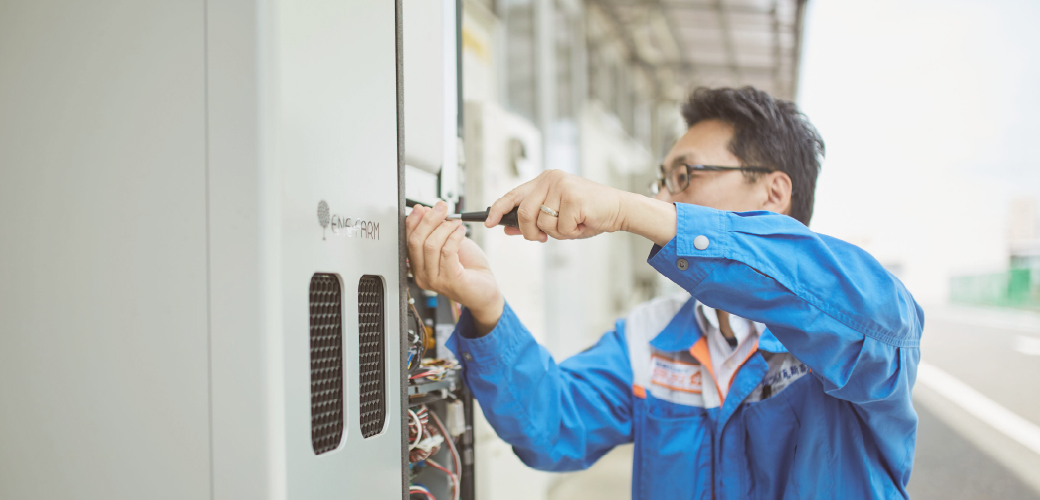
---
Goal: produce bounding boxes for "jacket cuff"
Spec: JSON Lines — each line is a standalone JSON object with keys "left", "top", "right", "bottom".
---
{"left": 446, "top": 301, "right": 524, "bottom": 374}
{"left": 648, "top": 202, "right": 728, "bottom": 289}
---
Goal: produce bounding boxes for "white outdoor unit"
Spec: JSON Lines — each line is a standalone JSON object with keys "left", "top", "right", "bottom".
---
{"left": 0, "top": 0, "right": 406, "bottom": 498}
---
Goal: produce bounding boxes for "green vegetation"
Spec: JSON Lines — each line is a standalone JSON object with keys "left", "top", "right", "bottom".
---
{"left": 950, "top": 268, "right": 1040, "bottom": 311}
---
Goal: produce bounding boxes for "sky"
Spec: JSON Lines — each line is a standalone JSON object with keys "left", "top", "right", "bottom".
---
{"left": 797, "top": 0, "right": 1040, "bottom": 303}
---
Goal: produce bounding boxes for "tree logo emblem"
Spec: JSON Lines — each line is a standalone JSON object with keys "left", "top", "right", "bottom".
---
{"left": 317, "top": 200, "right": 331, "bottom": 240}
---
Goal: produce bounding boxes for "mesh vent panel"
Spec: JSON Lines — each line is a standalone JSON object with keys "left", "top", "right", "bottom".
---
{"left": 358, "top": 275, "right": 386, "bottom": 438}
{"left": 309, "top": 274, "right": 344, "bottom": 455}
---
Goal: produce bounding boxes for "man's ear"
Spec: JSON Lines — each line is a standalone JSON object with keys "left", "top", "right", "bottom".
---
{"left": 761, "top": 171, "right": 792, "bottom": 216}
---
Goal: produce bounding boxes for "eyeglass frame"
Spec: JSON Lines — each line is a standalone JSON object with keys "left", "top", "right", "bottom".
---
{"left": 648, "top": 164, "right": 775, "bottom": 196}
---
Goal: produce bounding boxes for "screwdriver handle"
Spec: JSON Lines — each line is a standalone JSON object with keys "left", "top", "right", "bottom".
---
{"left": 453, "top": 206, "right": 520, "bottom": 227}
{"left": 498, "top": 206, "right": 520, "bottom": 228}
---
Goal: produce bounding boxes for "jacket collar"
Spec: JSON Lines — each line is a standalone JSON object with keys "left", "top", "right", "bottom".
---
{"left": 648, "top": 297, "right": 788, "bottom": 353}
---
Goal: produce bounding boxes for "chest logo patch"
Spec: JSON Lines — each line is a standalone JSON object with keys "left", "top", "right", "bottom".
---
{"left": 650, "top": 355, "right": 703, "bottom": 394}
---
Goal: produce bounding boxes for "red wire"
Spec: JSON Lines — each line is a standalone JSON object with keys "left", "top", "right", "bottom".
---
{"left": 409, "top": 488, "right": 437, "bottom": 500}
{"left": 429, "top": 412, "right": 462, "bottom": 500}
{"left": 424, "top": 461, "right": 457, "bottom": 500}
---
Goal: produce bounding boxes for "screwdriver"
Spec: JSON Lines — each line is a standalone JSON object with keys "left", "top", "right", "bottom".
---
{"left": 446, "top": 207, "right": 520, "bottom": 227}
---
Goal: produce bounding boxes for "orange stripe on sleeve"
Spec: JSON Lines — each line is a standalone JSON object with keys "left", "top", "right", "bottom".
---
{"left": 633, "top": 384, "right": 647, "bottom": 399}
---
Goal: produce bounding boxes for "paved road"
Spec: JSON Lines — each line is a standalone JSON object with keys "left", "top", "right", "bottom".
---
{"left": 909, "top": 404, "right": 1039, "bottom": 499}
{"left": 910, "top": 305, "right": 1040, "bottom": 499}
{"left": 548, "top": 304, "right": 1040, "bottom": 500}
{"left": 920, "top": 305, "right": 1040, "bottom": 427}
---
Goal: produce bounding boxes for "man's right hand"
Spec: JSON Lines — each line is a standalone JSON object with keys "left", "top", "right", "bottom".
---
{"left": 406, "top": 201, "right": 505, "bottom": 335}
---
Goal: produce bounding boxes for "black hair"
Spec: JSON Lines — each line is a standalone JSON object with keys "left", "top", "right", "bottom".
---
{"left": 680, "top": 86, "right": 825, "bottom": 225}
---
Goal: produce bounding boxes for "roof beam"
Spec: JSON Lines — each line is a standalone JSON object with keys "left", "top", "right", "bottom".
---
{"left": 652, "top": 0, "right": 688, "bottom": 74}
{"left": 770, "top": 0, "right": 784, "bottom": 97}
{"left": 589, "top": 0, "right": 805, "bottom": 99}
{"left": 611, "top": 0, "right": 772, "bottom": 15}
{"left": 790, "top": 0, "right": 807, "bottom": 98}
{"left": 588, "top": 0, "right": 662, "bottom": 96}
{"left": 714, "top": 0, "right": 742, "bottom": 80}
{"left": 661, "top": 61, "right": 781, "bottom": 75}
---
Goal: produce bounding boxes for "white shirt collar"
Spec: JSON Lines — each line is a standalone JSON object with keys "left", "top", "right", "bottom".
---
{"left": 697, "top": 302, "right": 752, "bottom": 346}
{"left": 695, "top": 301, "right": 760, "bottom": 399}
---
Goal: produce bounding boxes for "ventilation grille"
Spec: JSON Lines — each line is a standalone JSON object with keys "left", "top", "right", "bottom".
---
{"left": 358, "top": 275, "right": 386, "bottom": 438}
{"left": 309, "top": 274, "right": 344, "bottom": 455}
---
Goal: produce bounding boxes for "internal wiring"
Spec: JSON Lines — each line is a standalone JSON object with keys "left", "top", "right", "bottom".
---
{"left": 408, "top": 295, "right": 428, "bottom": 367}
{"left": 429, "top": 411, "right": 462, "bottom": 500}
{"left": 408, "top": 409, "right": 423, "bottom": 450}
{"left": 425, "top": 459, "right": 457, "bottom": 500}
{"left": 409, "top": 359, "right": 460, "bottom": 382}
{"left": 405, "top": 290, "right": 429, "bottom": 370}
{"left": 409, "top": 485, "right": 437, "bottom": 500}
{"left": 406, "top": 265, "right": 466, "bottom": 500}
{"left": 409, "top": 406, "right": 439, "bottom": 463}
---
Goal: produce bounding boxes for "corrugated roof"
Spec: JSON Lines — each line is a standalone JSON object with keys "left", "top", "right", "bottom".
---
{"left": 590, "top": 0, "right": 807, "bottom": 101}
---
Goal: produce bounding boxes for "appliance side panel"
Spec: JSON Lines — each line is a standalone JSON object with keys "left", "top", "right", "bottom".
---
{"left": 273, "top": 0, "right": 403, "bottom": 498}
{"left": 206, "top": 0, "right": 282, "bottom": 499}
{"left": 0, "top": 1, "right": 211, "bottom": 499}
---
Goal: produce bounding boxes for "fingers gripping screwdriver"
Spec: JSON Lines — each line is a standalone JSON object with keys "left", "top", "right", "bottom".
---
{"left": 446, "top": 207, "right": 520, "bottom": 227}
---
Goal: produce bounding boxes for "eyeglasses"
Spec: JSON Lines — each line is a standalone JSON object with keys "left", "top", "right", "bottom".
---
{"left": 647, "top": 164, "right": 775, "bottom": 195}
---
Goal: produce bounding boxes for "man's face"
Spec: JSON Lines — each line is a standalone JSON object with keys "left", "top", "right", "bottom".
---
{"left": 655, "top": 119, "right": 787, "bottom": 215}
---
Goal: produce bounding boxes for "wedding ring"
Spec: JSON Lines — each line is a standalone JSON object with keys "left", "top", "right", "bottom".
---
{"left": 540, "top": 205, "right": 559, "bottom": 217}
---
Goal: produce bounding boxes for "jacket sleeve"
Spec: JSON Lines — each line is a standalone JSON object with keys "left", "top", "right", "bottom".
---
{"left": 445, "top": 301, "right": 634, "bottom": 472}
{"left": 647, "top": 202, "right": 924, "bottom": 406}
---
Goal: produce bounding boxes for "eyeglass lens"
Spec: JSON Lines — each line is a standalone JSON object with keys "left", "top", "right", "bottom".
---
{"left": 647, "top": 180, "right": 660, "bottom": 195}
{"left": 665, "top": 165, "right": 689, "bottom": 194}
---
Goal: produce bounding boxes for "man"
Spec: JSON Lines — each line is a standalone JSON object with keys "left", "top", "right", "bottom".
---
{"left": 406, "top": 87, "right": 922, "bottom": 499}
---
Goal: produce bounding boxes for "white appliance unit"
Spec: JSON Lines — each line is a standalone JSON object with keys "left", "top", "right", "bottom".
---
{"left": 0, "top": 0, "right": 407, "bottom": 498}
{"left": 404, "top": 0, "right": 463, "bottom": 211}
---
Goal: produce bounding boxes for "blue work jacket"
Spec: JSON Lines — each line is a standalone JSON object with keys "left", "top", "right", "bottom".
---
{"left": 446, "top": 202, "right": 923, "bottom": 499}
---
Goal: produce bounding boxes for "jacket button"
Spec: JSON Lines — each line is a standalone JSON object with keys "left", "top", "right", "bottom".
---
{"left": 677, "top": 258, "right": 689, "bottom": 271}
{"left": 694, "top": 235, "right": 710, "bottom": 250}
{"left": 462, "top": 352, "right": 473, "bottom": 361}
